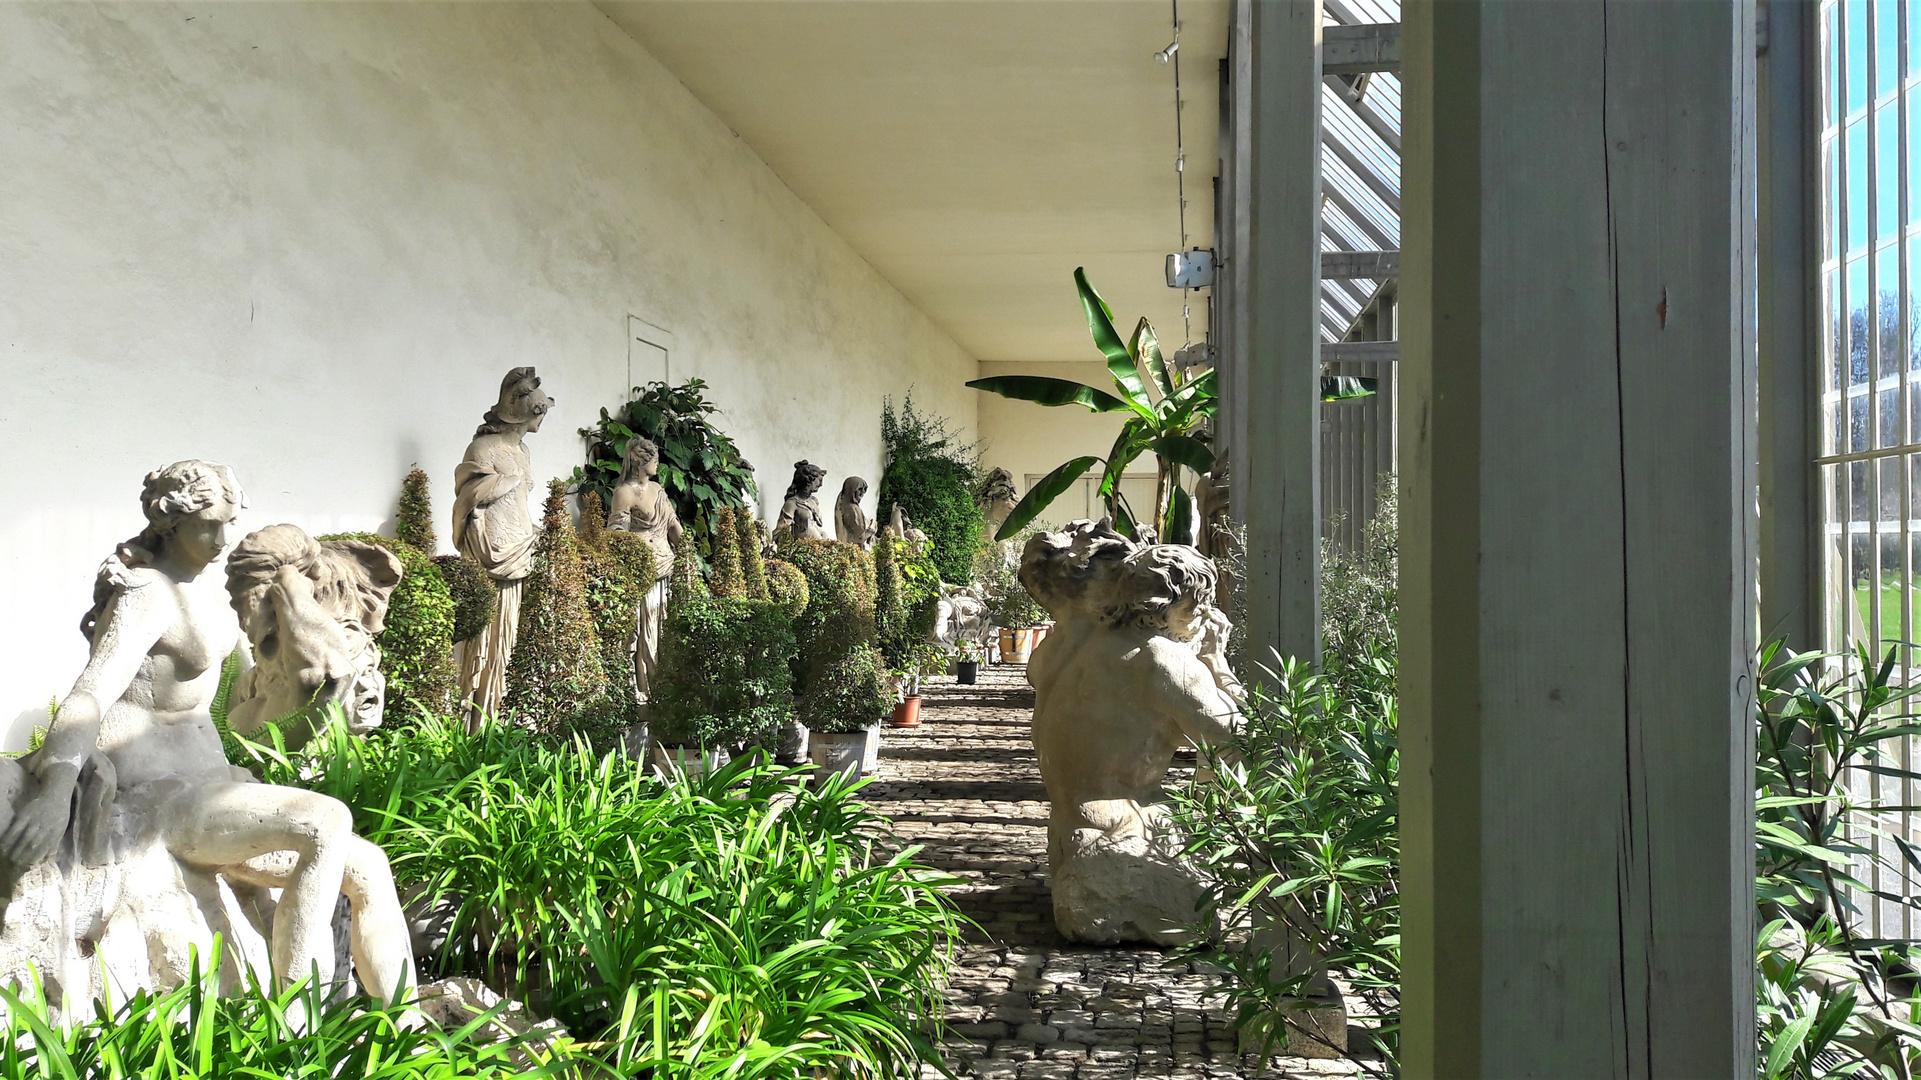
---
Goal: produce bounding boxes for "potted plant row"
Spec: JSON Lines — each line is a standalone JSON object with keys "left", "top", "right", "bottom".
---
{"left": 804, "top": 647, "right": 892, "bottom": 786}
{"left": 954, "top": 640, "right": 982, "bottom": 685}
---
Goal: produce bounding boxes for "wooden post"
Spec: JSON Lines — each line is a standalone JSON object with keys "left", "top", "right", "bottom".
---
{"left": 1243, "top": 0, "right": 1323, "bottom": 668}
{"left": 1758, "top": 0, "right": 1818, "bottom": 653}
{"left": 1399, "top": 0, "right": 1758, "bottom": 1074}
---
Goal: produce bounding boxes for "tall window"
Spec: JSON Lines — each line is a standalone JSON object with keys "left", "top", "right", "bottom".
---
{"left": 1821, "top": 0, "right": 1920, "bottom": 939}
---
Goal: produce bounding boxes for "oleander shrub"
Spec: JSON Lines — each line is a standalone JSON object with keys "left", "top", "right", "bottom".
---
{"left": 878, "top": 394, "right": 984, "bottom": 582}
{"left": 503, "top": 481, "right": 612, "bottom": 735}
{"left": 320, "top": 531, "right": 457, "bottom": 723}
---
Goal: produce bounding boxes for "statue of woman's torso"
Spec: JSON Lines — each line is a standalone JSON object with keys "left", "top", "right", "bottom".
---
{"left": 608, "top": 479, "right": 677, "bottom": 580}
{"left": 91, "top": 567, "right": 236, "bottom": 789}
{"left": 453, "top": 434, "right": 535, "bottom": 581}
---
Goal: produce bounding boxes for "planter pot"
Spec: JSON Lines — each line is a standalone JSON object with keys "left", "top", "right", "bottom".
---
{"left": 956, "top": 661, "right": 979, "bottom": 685}
{"left": 809, "top": 726, "right": 881, "bottom": 786}
{"left": 651, "top": 744, "right": 726, "bottom": 781}
{"left": 998, "top": 627, "right": 1034, "bottom": 664}
{"left": 890, "top": 695, "right": 923, "bottom": 728}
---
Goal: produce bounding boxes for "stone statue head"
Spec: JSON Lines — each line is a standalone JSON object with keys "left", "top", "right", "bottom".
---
{"left": 1103, "top": 544, "right": 1218, "bottom": 641}
{"left": 839, "top": 476, "right": 867, "bottom": 503}
{"left": 1017, "top": 518, "right": 1134, "bottom": 621}
{"left": 82, "top": 461, "right": 247, "bottom": 641}
{"left": 620, "top": 435, "right": 661, "bottom": 483}
{"left": 786, "top": 460, "right": 827, "bottom": 500}
{"left": 226, "top": 525, "right": 403, "bottom": 650}
{"left": 981, "top": 467, "right": 1017, "bottom": 502}
{"left": 476, "top": 366, "right": 553, "bottom": 437}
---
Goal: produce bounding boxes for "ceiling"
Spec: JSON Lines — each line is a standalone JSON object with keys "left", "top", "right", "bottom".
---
{"left": 598, "top": 0, "right": 1227, "bottom": 364}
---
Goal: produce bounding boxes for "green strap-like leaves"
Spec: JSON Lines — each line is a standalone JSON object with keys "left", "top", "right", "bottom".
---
{"left": 995, "top": 456, "right": 1101, "bottom": 541}
{"left": 1131, "top": 317, "right": 1173, "bottom": 400}
{"left": 1075, "top": 268, "right": 1153, "bottom": 418}
{"left": 966, "top": 376, "right": 1133, "bottom": 413}
{"left": 1165, "top": 486, "right": 1195, "bottom": 546}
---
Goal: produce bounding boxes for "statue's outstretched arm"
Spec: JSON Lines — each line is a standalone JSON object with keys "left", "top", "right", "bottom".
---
{"left": 1150, "top": 641, "right": 1242, "bottom": 766}
{"left": 1, "top": 585, "right": 162, "bottom": 867}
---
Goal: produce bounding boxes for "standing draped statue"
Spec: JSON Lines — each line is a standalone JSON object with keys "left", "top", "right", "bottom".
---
{"left": 0, "top": 461, "right": 415, "bottom": 1014}
{"left": 1019, "top": 518, "right": 1242, "bottom": 945}
{"left": 979, "top": 467, "right": 1018, "bottom": 538}
{"left": 835, "top": 477, "right": 875, "bottom": 549}
{"left": 774, "top": 461, "right": 830, "bottom": 542}
{"left": 606, "top": 436, "right": 683, "bottom": 702}
{"left": 452, "top": 367, "right": 552, "bottom": 729}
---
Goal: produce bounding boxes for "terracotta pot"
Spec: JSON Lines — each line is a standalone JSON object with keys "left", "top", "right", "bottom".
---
{"left": 890, "top": 694, "right": 923, "bottom": 728}
{"left": 956, "top": 661, "right": 979, "bottom": 685}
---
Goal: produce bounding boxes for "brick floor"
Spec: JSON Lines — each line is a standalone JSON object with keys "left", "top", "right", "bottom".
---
{"left": 865, "top": 665, "right": 1374, "bottom": 1079}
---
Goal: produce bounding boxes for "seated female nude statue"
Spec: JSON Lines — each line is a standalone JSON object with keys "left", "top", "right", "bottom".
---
{"left": 0, "top": 461, "right": 416, "bottom": 1003}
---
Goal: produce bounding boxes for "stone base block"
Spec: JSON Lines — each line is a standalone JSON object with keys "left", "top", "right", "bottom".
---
{"left": 1238, "top": 993, "right": 1348, "bottom": 1060}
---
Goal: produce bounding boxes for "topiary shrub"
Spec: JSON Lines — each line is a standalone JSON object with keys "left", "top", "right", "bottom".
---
{"left": 780, "top": 538, "right": 878, "bottom": 693}
{"left": 503, "top": 481, "right": 612, "bottom": 736}
{"left": 765, "top": 559, "right": 809, "bottom": 620}
{"left": 710, "top": 507, "right": 747, "bottom": 599}
{"left": 396, "top": 467, "right": 436, "bottom": 553}
{"left": 736, "top": 506, "right": 769, "bottom": 601}
{"left": 798, "top": 645, "right": 892, "bottom": 734}
{"left": 876, "top": 534, "right": 945, "bottom": 673}
{"left": 319, "top": 532, "right": 456, "bottom": 723}
{"left": 879, "top": 395, "right": 985, "bottom": 582}
{"left": 651, "top": 595, "right": 797, "bottom": 749}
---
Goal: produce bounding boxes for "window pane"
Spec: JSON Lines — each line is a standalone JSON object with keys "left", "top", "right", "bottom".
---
{"left": 1852, "top": 120, "right": 1870, "bottom": 252}
{"left": 1856, "top": 388, "right": 1873, "bottom": 451}
{"left": 1852, "top": 0, "right": 1870, "bottom": 114}
{"left": 1854, "top": 255, "right": 1873, "bottom": 387}
{"left": 1832, "top": 267, "right": 1846, "bottom": 393}
{"left": 1882, "top": 243, "right": 1901, "bottom": 380}
{"left": 1880, "top": 104, "right": 1900, "bottom": 239}
{"left": 1878, "top": 0, "right": 1900, "bottom": 101}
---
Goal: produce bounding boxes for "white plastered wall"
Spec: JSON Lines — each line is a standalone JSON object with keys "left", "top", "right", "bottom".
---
{"left": 0, "top": 2, "right": 977, "bottom": 744}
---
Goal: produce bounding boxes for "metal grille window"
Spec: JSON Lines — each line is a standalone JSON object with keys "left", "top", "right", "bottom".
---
{"left": 1820, "top": 0, "right": 1921, "bottom": 940}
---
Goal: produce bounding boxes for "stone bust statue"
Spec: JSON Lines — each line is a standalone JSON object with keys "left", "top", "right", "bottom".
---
{"left": 835, "top": 477, "right": 875, "bottom": 549}
{"left": 224, "top": 524, "right": 403, "bottom": 748}
{"left": 606, "top": 435, "right": 684, "bottom": 701}
{"left": 980, "top": 467, "right": 1018, "bottom": 537}
{"left": 452, "top": 366, "right": 553, "bottom": 726}
{"left": 775, "top": 460, "right": 831, "bottom": 542}
{"left": 1019, "top": 518, "right": 1242, "bottom": 945}
{"left": 0, "top": 461, "right": 416, "bottom": 1011}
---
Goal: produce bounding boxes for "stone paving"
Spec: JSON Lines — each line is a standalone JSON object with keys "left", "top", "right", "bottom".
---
{"left": 864, "top": 664, "right": 1373, "bottom": 1079}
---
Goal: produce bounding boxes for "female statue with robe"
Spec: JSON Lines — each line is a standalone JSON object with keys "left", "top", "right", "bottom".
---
{"left": 606, "top": 435, "right": 683, "bottom": 701}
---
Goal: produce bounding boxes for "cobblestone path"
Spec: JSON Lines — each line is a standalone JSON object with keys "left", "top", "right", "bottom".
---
{"left": 865, "top": 664, "right": 1365, "bottom": 1079}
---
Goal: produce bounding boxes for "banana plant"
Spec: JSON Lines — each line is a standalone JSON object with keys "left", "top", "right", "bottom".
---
{"left": 968, "top": 267, "right": 1374, "bottom": 543}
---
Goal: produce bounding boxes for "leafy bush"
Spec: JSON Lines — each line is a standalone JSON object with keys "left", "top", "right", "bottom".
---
{"left": 651, "top": 596, "right": 797, "bottom": 748}
{"left": 780, "top": 539, "right": 876, "bottom": 682}
{"left": 502, "top": 481, "right": 612, "bottom": 735}
{"left": 798, "top": 645, "right": 893, "bottom": 734}
{"left": 434, "top": 553, "right": 496, "bottom": 645}
{"left": 574, "top": 379, "right": 757, "bottom": 558}
{"left": 974, "top": 533, "right": 1046, "bottom": 629}
{"left": 320, "top": 531, "right": 457, "bottom": 723}
{"left": 575, "top": 491, "right": 651, "bottom": 737}
{"left": 396, "top": 467, "right": 437, "bottom": 553}
{"left": 765, "top": 559, "right": 809, "bottom": 620}
{"left": 1322, "top": 477, "right": 1396, "bottom": 699}
{"left": 735, "top": 506, "right": 770, "bottom": 600}
{"left": 878, "top": 394, "right": 984, "bottom": 582}
{"left": 710, "top": 506, "right": 747, "bottom": 598}
{"left": 254, "top": 720, "right": 961, "bottom": 1078}
{"left": 1173, "top": 655, "right": 1400, "bottom": 1068}
{"left": 875, "top": 534, "right": 944, "bottom": 673}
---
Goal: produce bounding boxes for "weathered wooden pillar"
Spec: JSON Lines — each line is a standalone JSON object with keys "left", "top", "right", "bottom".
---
{"left": 1242, "top": 0, "right": 1323, "bottom": 668}
{"left": 1399, "top": 1, "right": 1759, "bottom": 1074}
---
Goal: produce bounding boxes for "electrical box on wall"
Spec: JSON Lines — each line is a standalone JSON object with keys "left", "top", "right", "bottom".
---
{"left": 1165, "top": 248, "right": 1216, "bottom": 289}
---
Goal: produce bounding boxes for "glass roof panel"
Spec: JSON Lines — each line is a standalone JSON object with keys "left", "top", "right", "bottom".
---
{"left": 1318, "top": 5, "right": 1402, "bottom": 342}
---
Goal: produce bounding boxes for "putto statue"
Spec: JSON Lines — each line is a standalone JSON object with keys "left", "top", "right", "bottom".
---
{"left": 225, "top": 525, "right": 403, "bottom": 748}
{"left": 886, "top": 503, "right": 929, "bottom": 548}
{"left": 1019, "top": 518, "right": 1242, "bottom": 945}
{"left": 452, "top": 367, "right": 552, "bottom": 728}
{"left": 606, "top": 435, "right": 683, "bottom": 701}
{"left": 774, "top": 460, "right": 830, "bottom": 542}
{"left": 979, "top": 467, "right": 1018, "bottom": 537}
{"left": 834, "top": 477, "right": 875, "bottom": 549}
{"left": 0, "top": 462, "right": 415, "bottom": 1014}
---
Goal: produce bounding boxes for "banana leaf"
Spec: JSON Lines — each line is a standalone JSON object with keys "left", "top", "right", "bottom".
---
{"left": 996, "top": 456, "right": 1102, "bottom": 541}
{"left": 966, "top": 376, "right": 1133, "bottom": 413}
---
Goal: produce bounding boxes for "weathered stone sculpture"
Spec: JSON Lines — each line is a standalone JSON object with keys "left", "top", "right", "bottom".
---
{"left": 980, "top": 467, "right": 1018, "bottom": 537}
{"left": 1194, "top": 449, "right": 1236, "bottom": 611}
{"left": 0, "top": 461, "right": 415, "bottom": 1015}
{"left": 1020, "top": 518, "right": 1241, "bottom": 945}
{"left": 885, "top": 503, "right": 930, "bottom": 548}
{"left": 775, "top": 461, "right": 831, "bottom": 541}
{"left": 224, "top": 525, "right": 403, "bottom": 748}
{"left": 931, "top": 583, "right": 991, "bottom": 647}
{"left": 606, "top": 436, "right": 683, "bottom": 702}
{"left": 835, "top": 477, "right": 875, "bottom": 549}
{"left": 452, "top": 367, "right": 552, "bottom": 728}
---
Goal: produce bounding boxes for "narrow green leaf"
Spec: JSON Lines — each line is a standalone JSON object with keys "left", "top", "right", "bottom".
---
{"left": 1074, "top": 268, "right": 1154, "bottom": 416}
{"left": 1165, "top": 486, "right": 1194, "bottom": 545}
{"left": 966, "top": 376, "right": 1133, "bottom": 413}
{"left": 996, "top": 456, "right": 1101, "bottom": 540}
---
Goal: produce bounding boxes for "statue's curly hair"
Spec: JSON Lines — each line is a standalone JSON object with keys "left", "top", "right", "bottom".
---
{"left": 81, "top": 461, "right": 247, "bottom": 641}
{"left": 1101, "top": 544, "right": 1218, "bottom": 631}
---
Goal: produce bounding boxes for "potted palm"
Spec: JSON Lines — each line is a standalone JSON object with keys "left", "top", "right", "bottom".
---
{"left": 955, "top": 640, "right": 982, "bottom": 685}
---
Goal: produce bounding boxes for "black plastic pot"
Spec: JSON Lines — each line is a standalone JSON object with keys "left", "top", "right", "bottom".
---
{"left": 956, "top": 661, "right": 979, "bottom": 685}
